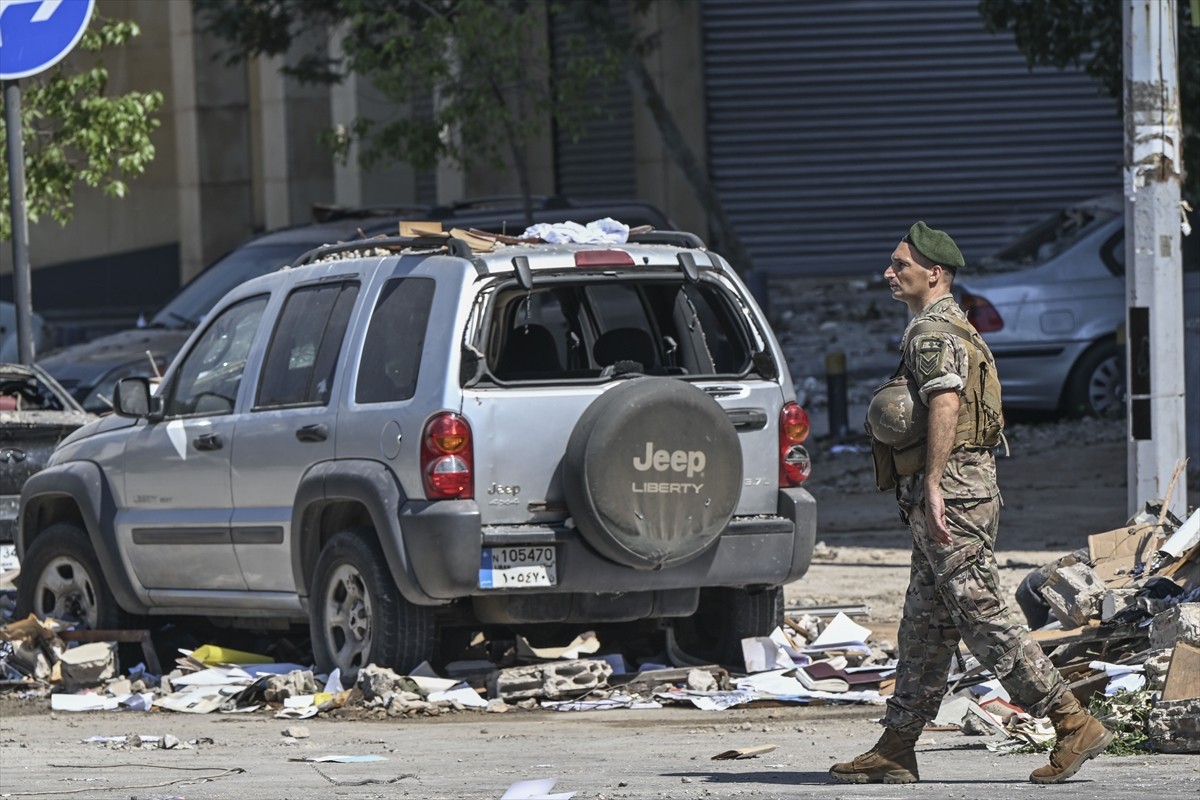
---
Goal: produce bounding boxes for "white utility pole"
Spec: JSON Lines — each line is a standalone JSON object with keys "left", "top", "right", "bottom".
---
{"left": 1122, "top": 0, "right": 1188, "bottom": 519}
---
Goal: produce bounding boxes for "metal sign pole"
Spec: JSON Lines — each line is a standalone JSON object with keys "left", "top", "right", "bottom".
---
{"left": 3, "top": 79, "right": 35, "bottom": 364}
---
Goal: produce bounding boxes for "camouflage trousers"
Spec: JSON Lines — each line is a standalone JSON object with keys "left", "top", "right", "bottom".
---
{"left": 884, "top": 495, "right": 1066, "bottom": 735}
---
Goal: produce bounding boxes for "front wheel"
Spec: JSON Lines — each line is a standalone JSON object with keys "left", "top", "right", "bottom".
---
{"left": 16, "top": 523, "right": 126, "bottom": 630}
{"left": 671, "top": 586, "right": 783, "bottom": 669}
{"left": 309, "top": 529, "right": 435, "bottom": 682}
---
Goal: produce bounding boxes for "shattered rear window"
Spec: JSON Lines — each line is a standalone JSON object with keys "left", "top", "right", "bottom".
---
{"left": 485, "top": 278, "right": 757, "bottom": 382}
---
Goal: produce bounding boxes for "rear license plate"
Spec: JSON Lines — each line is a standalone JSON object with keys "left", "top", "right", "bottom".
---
{"left": 479, "top": 546, "right": 556, "bottom": 589}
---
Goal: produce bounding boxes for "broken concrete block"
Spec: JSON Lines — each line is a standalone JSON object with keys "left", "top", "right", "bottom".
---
{"left": 1144, "top": 648, "right": 1175, "bottom": 689}
{"left": 262, "top": 670, "right": 318, "bottom": 702}
{"left": 356, "top": 664, "right": 425, "bottom": 708}
{"left": 489, "top": 658, "right": 612, "bottom": 700}
{"left": 1149, "top": 603, "right": 1200, "bottom": 649}
{"left": 1147, "top": 697, "right": 1200, "bottom": 753}
{"left": 58, "top": 641, "right": 116, "bottom": 686}
{"left": 1041, "top": 562, "right": 1106, "bottom": 627}
{"left": 1100, "top": 588, "right": 1139, "bottom": 622}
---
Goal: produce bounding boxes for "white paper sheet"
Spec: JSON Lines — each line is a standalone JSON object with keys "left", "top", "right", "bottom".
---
{"left": 808, "top": 612, "right": 872, "bottom": 649}
{"left": 501, "top": 777, "right": 576, "bottom": 799}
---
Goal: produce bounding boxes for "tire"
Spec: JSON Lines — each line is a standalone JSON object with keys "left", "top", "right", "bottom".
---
{"left": 1062, "top": 340, "right": 1123, "bottom": 418}
{"left": 309, "top": 529, "right": 435, "bottom": 682}
{"left": 16, "top": 523, "right": 126, "bottom": 630}
{"left": 671, "top": 586, "right": 783, "bottom": 668}
{"left": 562, "top": 378, "right": 742, "bottom": 570}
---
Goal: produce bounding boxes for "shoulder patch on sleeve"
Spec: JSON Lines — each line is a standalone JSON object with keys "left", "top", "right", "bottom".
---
{"left": 913, "top": 334, "right": 949, "bottom": 385}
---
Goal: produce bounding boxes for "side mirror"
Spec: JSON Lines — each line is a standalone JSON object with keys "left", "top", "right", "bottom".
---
{"left": 113, "top": 377, "right": 152, "bottom": 418}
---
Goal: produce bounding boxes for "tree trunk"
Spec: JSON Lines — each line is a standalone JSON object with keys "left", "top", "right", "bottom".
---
{"left": 625, "top": 52, "right": 753, "bottom": 275}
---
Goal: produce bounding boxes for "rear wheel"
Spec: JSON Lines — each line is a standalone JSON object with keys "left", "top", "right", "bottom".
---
{"left": 309, "top": 529, "right": 435, "bottom": 682}
{"left": 1062, "top": 340, "right": 1123, "bottom": 418}
{"left": 671, "top": 586, "right": 783, "bottom": 668}
{"left": 16, "top": 523, "right": 125, "bottom": 630}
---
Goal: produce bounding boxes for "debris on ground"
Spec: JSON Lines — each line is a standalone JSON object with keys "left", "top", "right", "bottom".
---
{"left": 0, "top": 492, "right": 1195, "bottom": 759}
{"left": 932, "top": 496, "right": 1200, "bottom": 755}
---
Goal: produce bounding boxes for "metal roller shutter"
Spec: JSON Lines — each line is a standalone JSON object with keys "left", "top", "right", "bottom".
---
{"left": 702, "top": 0, "right": 1124, "bottom": 275}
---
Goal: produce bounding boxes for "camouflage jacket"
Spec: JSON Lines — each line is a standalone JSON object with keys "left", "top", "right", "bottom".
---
{"left": 896, "top": 294, "right": 998, "bottom": 505}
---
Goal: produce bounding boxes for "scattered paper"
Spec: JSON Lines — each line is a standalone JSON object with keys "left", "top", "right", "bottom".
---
{"left": 657, "top": 689, "right": 756, "bottom": 711}
{"left": 51, "top": 693, "right": 120, "bottom": 712}
{"left": 712, "top": 744, "right": 778, "bottom": 760}
{"left": 170, "top": 666, "right": 256, "bottom": 687}
{"left": 501, "top": 777, "right": 576, "bottom": 799}
{"left": 542, "top": 695, "right": 662, "bottom": 712}
{"left": 741, "top": 635, "right": 796, "bottom": 673}
{"left": 515, "top": 631, "right": 600, "bottom": 660}
{"left": 427, "top": 685, "right": 489, "bottom": 708}
{"left": 808, "top": 613, "right": 872, "bottom": 650}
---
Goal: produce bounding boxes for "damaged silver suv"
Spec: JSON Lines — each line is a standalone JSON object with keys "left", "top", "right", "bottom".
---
{"left": 17, "top": 229, "right": 816, "bottom": 677}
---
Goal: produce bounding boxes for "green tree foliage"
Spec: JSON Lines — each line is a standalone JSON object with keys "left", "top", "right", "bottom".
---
{"left": 0, "top": 17, "right": 163, "bottom": 241}
{"left": 979, "top": 0, "right": 1200, "bottom": 199}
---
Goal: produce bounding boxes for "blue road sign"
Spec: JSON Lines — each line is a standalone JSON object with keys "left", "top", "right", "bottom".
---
{"left": 0, "top": 0, "right": 95, "bottom": 80}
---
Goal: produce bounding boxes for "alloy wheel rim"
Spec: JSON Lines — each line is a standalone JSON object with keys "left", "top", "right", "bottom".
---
{"left": 322, "top": 563, "right": 373, "bottom": 674}
{"left": 36, "top": 556, "right": 99, "bottom": 629}
{"left": 1087, "top": 355, "right": 1124, "bottom": 418}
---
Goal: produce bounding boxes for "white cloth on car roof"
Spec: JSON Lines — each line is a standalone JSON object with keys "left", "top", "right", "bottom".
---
{"left": 521, "top": 217, "right": 629, "bottom": 244}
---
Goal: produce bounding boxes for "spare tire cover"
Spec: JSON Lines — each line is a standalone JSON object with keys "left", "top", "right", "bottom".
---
{"left": 563, "top": 378, "right": 743, "bottom": 569}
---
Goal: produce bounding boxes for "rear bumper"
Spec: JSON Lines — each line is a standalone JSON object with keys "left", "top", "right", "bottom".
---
{"left": 399, "top": 487, "right": 816, "bottom": 611}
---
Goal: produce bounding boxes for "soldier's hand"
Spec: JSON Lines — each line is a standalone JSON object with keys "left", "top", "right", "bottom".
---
{"left": 925, "top": 486, "right": 952, "bottom": 546}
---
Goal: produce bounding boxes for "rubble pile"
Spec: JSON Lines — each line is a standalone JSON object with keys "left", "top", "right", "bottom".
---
{"left": 0, "top": 607, "right": 900, "bottom": 720}
{"left": 942, "top": 503, "right": 1200, "bottom": 754}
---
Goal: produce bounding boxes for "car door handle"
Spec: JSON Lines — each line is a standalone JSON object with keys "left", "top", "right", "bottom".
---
{"left": 295, "top": 424, "right": 329, "bottom": 443}
{"left": 193, "top": 433, "right": 223, "bottom": 451}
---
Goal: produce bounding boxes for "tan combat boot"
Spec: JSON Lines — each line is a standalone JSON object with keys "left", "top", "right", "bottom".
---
{"left": 829, "top": 727, "right": 920, "bottom": 784}
{"left": 1029, "top": 691, "right": 1114, "bottom": 784}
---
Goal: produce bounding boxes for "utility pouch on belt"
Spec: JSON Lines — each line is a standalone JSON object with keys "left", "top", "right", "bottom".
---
{"left": 870, "top": 437, "right": 897, "bottom": 491}
{"left": 892, "top": 439, "right": 927, "bottom": 476}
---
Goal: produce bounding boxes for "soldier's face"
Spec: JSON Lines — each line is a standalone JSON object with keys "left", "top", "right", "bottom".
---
{"left": 885, "top": 242, "right": 937, "bottom": 310}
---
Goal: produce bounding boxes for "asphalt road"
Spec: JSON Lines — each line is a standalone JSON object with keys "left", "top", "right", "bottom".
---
{"left": 1, "top": 702, "right": 1196, "bottom": 799}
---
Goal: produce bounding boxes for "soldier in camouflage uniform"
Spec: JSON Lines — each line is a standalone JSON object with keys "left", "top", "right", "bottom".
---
{"left": 830, "top": 222, "right": 1113, "bottom": 785}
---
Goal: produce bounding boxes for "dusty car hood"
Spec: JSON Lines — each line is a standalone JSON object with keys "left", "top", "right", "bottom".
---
{"left": 38, "top": 327, "right": 193, "bottom": 390}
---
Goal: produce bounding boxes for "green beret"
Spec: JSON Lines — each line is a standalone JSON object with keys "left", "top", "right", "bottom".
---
{"left": 905, "top": 221, "right": 965, "bottom": 270}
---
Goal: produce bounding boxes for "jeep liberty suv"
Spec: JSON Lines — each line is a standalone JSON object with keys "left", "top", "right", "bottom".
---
{"left": 17, "top": 230, "right": 817, "bottom": 678}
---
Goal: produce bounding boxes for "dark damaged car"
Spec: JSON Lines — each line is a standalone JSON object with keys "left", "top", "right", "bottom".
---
{"left": 0, "top": 364, "right": 92, "bottom": 571}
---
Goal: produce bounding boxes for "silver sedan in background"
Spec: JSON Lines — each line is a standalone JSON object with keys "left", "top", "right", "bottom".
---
{"left": 956, "top": 194, "right": 1199, "bottom": 419}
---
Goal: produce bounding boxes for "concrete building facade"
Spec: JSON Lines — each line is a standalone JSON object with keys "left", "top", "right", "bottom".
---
{"left": 4, "top": 0, "right": 1123, "bottom": 341}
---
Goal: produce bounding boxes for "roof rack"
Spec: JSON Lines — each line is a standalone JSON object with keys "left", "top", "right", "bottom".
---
{"left": 291, "top": 235, "right": 474, "bottom": 267}
{"left": 627, "top": 230, "right": 706, "bottom": 249}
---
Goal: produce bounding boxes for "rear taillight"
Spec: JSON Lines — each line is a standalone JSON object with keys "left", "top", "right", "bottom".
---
{"left": 961, "top": 290, "right": 1004, "bottom": 333}
{"left": 779, "top": 402, "right": 812, "bottom": 486}
{"left": 421, "top": 412, "right": 473, "bottom": 499}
